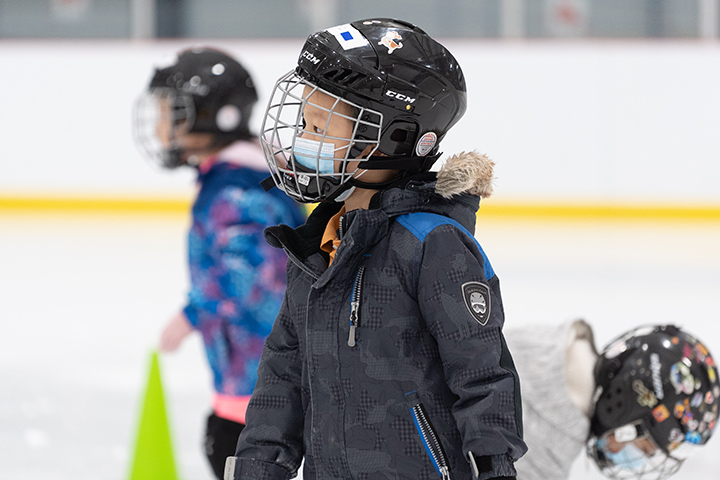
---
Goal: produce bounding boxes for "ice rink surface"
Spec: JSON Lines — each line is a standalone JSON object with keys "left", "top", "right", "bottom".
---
{"left": 1, "top": 210, "right": 719, "bottom": 480}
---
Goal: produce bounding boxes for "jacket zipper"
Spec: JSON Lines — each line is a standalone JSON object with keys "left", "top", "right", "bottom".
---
{"left": 407, "top": 392, "right": 451, "bottom": 480}
{"left": 348, "top": 266, "right": 365, "bottom": 347}
{"left": 338, "top": 215, "right": 346, "bottom": 240}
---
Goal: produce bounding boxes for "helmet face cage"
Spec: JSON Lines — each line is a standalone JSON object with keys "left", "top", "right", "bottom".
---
{"left": 587, "top": 420, "right": 684, "bottom": 480}
{"left": 134, "top": 88, "right": 196, "bottom": 169}
{"left": 588, "top": 324, "right": 719, "bottom": 480}
{"left": 260, "top": 70, "right": 382, "bottom": 203}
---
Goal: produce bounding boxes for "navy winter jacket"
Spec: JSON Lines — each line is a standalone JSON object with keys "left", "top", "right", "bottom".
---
{"left": 228, "top": 152, "right": 527, "bottom": 480}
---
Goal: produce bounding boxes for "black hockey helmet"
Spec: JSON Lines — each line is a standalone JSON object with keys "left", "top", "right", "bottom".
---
{"left": 588, "top": 324, "right": 719, "bottom": 479}
{"left": 260, "top": 18, "right": 467, "bottom": 202}
{"left": 134, "top": 47, "right": 258, "bottom": 168}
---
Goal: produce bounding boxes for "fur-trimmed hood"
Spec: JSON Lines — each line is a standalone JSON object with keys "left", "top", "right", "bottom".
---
{"left": 435, "top": 151, "right": 495, "bottom": 199}
{"left": 266, "top": 151, "right": 496, "bottom": 263}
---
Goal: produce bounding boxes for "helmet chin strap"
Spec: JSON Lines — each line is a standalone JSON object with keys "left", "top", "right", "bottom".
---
{"left": 341, "top": 151, "right": 442, "bottom": 192}
{"left": 259, "top": 152, "right": 443, "bottom": 201}
{"left": 359, "top": 152, "right": 442, "bottom": 172}
{"left": 319, "top": 150, "right": 443, "bottom": 203}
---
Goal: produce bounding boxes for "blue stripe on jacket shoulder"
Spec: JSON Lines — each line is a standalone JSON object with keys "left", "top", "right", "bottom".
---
{"left": 396, "top": 212, "right": 495, "bottom": 280}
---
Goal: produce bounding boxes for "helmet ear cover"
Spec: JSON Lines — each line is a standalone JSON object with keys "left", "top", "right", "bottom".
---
{"left": 380, "top": 120, "right": 419, "bottom": 156}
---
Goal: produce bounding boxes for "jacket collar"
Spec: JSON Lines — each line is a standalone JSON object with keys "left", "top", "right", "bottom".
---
{"left": 264, "top": 178, "right": 480, "bottom": 275}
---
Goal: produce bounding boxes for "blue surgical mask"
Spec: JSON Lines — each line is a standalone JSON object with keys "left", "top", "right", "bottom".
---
{"left": 598, "top": 438, "right": 648, "bottom": 470}
{"left": 293, "top": 137, "right": 335, "bottom": 174}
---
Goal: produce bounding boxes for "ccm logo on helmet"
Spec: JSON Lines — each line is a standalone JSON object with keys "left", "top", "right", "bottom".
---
{"left": 385, "top": 90, "right": 416, "bottom": 104}
{"left": 301, "top": 50, "right": 322, "bottom": 65}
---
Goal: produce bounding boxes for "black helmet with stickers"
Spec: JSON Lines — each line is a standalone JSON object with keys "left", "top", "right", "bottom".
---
{"left": 588, "top": 324, "right": 719, "bottom": 480}
{"left": 260, "top": 18, "right": 467, "bottom": 203}
{"left": 134, "top": 47, "right": 258, "bottom": 168}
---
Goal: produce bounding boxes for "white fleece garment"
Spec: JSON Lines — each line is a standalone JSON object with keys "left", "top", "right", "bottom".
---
{"left": 504, "top": 320, "right": 598, "bottom": 480}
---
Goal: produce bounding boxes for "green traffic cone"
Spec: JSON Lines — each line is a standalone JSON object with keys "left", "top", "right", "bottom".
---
{"left": 128, "top": 350, "right": 179, "bottom": 480}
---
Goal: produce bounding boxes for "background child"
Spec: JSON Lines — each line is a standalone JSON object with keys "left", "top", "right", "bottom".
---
{"left": 505, "top": 320, "right": 719, "bottom": 480}
{"left": 226, "top": 18, "right": 526, "bottom": 480}
{"left": 133, "top": 46, "right": 305, "bottom": 479}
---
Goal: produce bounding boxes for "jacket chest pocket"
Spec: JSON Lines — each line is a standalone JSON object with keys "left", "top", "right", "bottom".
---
{"left": 405, "top": 391, "right": 452, "bottom": 480}
{"left": 347, "top": 266, "right": 365, "bottom": 347}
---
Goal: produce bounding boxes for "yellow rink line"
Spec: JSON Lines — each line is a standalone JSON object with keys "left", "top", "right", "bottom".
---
{"left": 0, "top": 196, "right": 192, "bottom": 215}
{"left": 1, "top": 196, "right": 720, "bottom": 222}
{"left": 475, "top": 202, "right": 720, "bottom": 222}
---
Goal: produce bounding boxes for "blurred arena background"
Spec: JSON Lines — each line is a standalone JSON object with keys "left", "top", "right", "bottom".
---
{"left": 1, "top": 1, "right": 719, "bottom": 479}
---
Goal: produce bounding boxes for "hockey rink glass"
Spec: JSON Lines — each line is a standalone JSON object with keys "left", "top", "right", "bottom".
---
{"left": 133, "top": 88, "right": 195, "bottom": 168}
{"left": 259, "top": 70, "right": 382, "bottom": 203}
{"left": 589, "top": 422, "right": 685, "bottom": 480}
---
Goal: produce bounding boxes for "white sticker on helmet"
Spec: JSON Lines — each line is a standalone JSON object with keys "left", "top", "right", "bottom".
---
{"left": 216, "top": 105, "right": 241, "bottom": 131}
{"left": 297, "top": 173, "right": 311, "bottom": 186}
{"left": 326, "top": 24, "right": 369, "bottom": 50}
{"left": 211, "top": 63, "right": 226, "bottom": 76}
{"left": 614, "top": 424, "right": 638, "bottom": 443}
{"left": 379, "top": 31, "right": 403, "bottom": 54}
{"left": 415, "top": 132, "right": 437, "bottom": 156}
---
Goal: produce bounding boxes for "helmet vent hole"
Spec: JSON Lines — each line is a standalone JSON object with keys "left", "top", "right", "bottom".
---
{"left": 390, "top": 130, "right": 408, "bottom": 142}
{"left": 334, "top": 69, "right": 353, "bottom": 82}
{"left": 325, "top": 68, "right": 364, "bottom": 88}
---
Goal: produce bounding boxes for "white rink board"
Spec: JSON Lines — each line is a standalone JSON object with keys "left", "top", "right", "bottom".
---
{"left": 1, "top": 40, "right": 720, "bottom": 204}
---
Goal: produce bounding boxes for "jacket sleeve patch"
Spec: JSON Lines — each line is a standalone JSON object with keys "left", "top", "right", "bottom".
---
{"left": 462, "top": 281, "right": 491, "bottom": 326}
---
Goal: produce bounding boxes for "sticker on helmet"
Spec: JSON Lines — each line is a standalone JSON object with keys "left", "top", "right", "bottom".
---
{"left": 686, "top": 431, "right": 702, "bottom": 444}
{"left": 674, "top": 399, "right": 689, "bottom": 418}
{"left": 461, "top": 282, "right": 490, "bottom": 326}
{"left": 415, "top": 132, "right": 437, "bottom": 156}
{"left": 216, "top": 105, "right": 241, "bottom": 131}
{"left": 379, "top": 31, "right": 403, "bottom": 54}
{"left": 649, "top": 353, "right": 665, "bottom": 400}
{"left": 326, "top": 24, "right": 370, "bottom": 50}
{"left": 297, "top": 173, "right": 311, "bottom": 186}
{"left": 652, "top": 404, "right": 670, "bottom": 423}
{"left": 668, "top": 427, "right": 684, "bottom": 443}
{"left": 632, "top": 380, "right": 658, "bottom": 408}
{"left": 614, "top": 424, "right": 638, "bottom": 443}
{"left": 670, "top": 361, "right": 696, "bottom": 395}
{"left": 211, "top": 63, "right": 226, "bottom": 76}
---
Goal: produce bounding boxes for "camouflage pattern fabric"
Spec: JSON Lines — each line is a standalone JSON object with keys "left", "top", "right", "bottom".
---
{"left": 229, "top": 178, "right": 527, "bottom": 480}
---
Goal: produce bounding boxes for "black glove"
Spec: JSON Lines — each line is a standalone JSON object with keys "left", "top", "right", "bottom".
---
{"left": 468, "top": 451, "right": 517, "bottom": 480}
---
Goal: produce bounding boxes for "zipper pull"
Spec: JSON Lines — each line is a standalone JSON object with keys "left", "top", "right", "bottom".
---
{"left": 439, "top": 466, "right": 451, "bottom": 480}
{"left": 348, "top": 300, "right": 359, "bottom": 347}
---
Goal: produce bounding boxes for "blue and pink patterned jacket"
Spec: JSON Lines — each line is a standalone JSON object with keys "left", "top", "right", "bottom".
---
{"left": 182, "top": 141, "right": 305, "bottom": 419}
